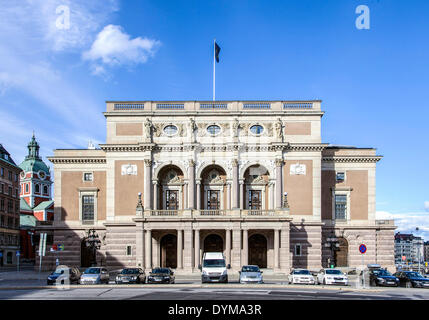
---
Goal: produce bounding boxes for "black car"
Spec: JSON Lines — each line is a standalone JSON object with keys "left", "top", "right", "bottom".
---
{"left": 147, "top": 267, "right": 175, "bottom": 284}
{"left": 47, "top": 266, "right": 81, "bottom": 285}
{"left": 115, "top": 268, "right": 146, "bottom": 284}
{"left": 393, "top": 271, "right": 429, "bottom": 288}
{"left": 369, "top": 268, "right": 399, "bottom": 287}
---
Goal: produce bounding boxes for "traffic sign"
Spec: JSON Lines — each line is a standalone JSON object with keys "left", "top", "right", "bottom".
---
{"left": 58, "top": 244, "right": 64, "bottom": 251}
{"left": 0, "top": 252, "right": 3, "bottom": 258}
{"left": 16, "top": 251, "right": 20, "bottom": 256}
{"left": 359, "top": 244, "right": 367, "bottom": 254}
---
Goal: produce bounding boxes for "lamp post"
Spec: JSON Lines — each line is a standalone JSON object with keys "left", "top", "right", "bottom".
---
{"left": 282, "top": 192, "right": 289, "bottom": 209}
{"left": 416, "top": 227, "right": 422, "bottom": 274}
{"left": 324, "top": 233, "right": 340, "bottom": 268}
{"left": 85, "top": 229, "right": 101, "bottom": 267}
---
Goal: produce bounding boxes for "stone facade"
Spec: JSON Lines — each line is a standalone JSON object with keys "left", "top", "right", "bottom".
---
{"left": 39, "top": 100, "right": 396, "bottom": 273}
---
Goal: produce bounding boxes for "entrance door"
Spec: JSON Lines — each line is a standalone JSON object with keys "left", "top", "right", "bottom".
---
{"left": 248, "top": 190, "right": 262, "bottom": 210}
{"left": 203, "top": 234, "right": 223, "bottom": 252}
{"left": 248, "top": 234, "right": 267, "bottom": 268}
{"left": 81, "top": 239, "right": 94, "bottom": 268}
{"left": 335, "top": 237, "right": 348, "bottom": 267}
{"left": 207, "top": 190, "right": 220, "bottom": 209}
{"left": 160, "top": 234, "right": 177, "bottom": 268}
{"left": 165, "top": 190, "right": 179, "bottom": 210}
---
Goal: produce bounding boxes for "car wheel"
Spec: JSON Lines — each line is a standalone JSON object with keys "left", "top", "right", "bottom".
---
{"left": 323, "top": 279, "right": 326, "bottom": 285}
{"left": 406, "top": 281, "right": 412, "bottom": 288}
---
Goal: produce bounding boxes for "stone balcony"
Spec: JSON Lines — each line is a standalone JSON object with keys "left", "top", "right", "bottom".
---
{"left": 137, "top": 209, "right": 290, "bottom": 220}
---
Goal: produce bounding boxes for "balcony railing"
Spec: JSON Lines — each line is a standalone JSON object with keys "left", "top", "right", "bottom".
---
{"left": 242, "top": 210, "right": 275, "bottom": 216}
{"left": 150, "top": 210, "right": 180, "bottom": 216}
{"left": 199, "top": 210, "right": 226, "bottom": 216}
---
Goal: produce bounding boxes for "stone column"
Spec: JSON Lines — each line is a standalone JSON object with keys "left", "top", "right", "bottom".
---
{"left": 177, "top": 229, "right": 183, "bottom": 269}
{"left": 144, "top": 160, "right": 152, "bottom": 210}
{"left": 242, "top": 229, "right": 248, "bottom": 266}
{"left": 239, "top": 180, "right": 244, "bottom": 209}
{"left": 232, "top": 229, "right": 241, "bottom": 269}
{"left": 269, "top": 182, "right": 275, "bottom": 210}
{"left": 183, "top": 182, "right": 188, "bottom": 209}
{"left": 183, "top": 228, "right": 193, "bottom": 271}
{"left": 274, "top": 229, "right": 280, "bottom": 269}
{"left": 194, "top": 229, "right": 200, "bottom": 268}
{"left": 196, "top": 181, "right": 201, "bottom": 210}
{"left": 145, "top": 229, "right": 152, "bottom": 269}
{"left": 188, "top": 160, "right": 195, "bottom": 209}
{"left": 153, "top": 181, "right": 158, "bottom": 210}
{"left": 136, "top": 222, "right": 145, "bottom": 268}
{"left": 280, "top": 222, "right": 290, "bottom": 272}
{"left": 232, "top": 159, "right": 239, "bottom": 209}
{"left": 275, "top": 159, "right": 283, "bottom": 209}
{"left": 227, "top": 183, "right": 231, "bottom": 210}
{"left": 153, "top": 236, "right": 160, "bottom": 267}
{"left": 225, "top": 229, "right": 231, "bottom": 266}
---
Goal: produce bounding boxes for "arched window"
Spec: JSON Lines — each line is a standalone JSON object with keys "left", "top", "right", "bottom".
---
{"left": 43, "top": 185, "right": 48, "bottom": 195}
{"left": 35, "top": 184, "right": 40, "bottom": 194}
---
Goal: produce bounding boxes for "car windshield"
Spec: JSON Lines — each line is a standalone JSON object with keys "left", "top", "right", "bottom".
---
{"left": 373, "top": 269, "right": 392, "bottom": 276}
{"left": 325, "top": 270, "right": 342, "bottom": 275}
{"left": 152, "top": 268, "right": 170, "bottom": 274}
{"left": 84, "top": 268, "right": 101, "bottom": 274}
{"left": 242, "top": 266, "right": 260, "bottom": 272}
{"left": 407, "top": 272, "right": 423, "bottom": 278}
{"left": 203, "top": 259, "right": 226, "bottom": 268}
{"left": 294, "top": 270, "right": 310, "bottom": 275}
{"left": 121, "top": 269, "right": 139, "bottom": 274}
{"left": 53, "top": 268, "right": 68, "bottom": 275}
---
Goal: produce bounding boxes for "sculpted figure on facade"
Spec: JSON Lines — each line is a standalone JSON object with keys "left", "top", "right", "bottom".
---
{"left": 232, "top": 118, "right": 241, "bottom": 137}
{"left": 144, "top": 118, "right": 153, "bottom": 140}
{"left": 188, "top": 118, "right": 197, "bottom": 142}
{"left": 274, "top": 118, "right": 283, "bottom": 141}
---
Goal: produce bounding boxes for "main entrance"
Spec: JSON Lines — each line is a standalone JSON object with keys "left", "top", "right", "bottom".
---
{"left": 80, "top": 239, "right": 94, "bottom": 267}
{"left": 160, "top": 234, "right": 177, "bottom": 268}
{"left": 248, "top": 234, "right": 267, "bottom": 268}
{"left": 335, "top": 237, "right": 348, "bottom": 267}
{"left": 203, "top": 234, "right": 223, "bottom": 253}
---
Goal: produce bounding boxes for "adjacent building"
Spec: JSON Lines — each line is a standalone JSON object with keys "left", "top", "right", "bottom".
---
{"left": 0, "top": 144, "right": 21, "bottom": 266}
{"left": 19, "top": 135, "right": 54, "bottom": 262}
{"left": 40, "top": 100, "right": 396, "bottom": 272}
{"left": 394, "top": 233, "right": 424, "bottom": 265}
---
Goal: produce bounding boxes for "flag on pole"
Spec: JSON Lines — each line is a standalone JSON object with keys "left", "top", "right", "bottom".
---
{"left": 215, "top": 41, "right": 221, "bottom": 63}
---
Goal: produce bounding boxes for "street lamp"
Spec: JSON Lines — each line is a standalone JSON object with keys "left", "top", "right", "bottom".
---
{"left": 282, "top": 192, "right": 289, "bottom": 208}
{"left": 324, "top": 232, "right": 340, "bottom": 268}
{"left": 85, "top": 229, "right": 101, "bottom": 267}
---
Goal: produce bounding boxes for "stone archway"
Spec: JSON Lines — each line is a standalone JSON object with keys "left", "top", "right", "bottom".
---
{"left": 80, "top": 239, "right": 94, "bottom": 268}
{"left": 335, "top": 237, "right": 349, "bottom": 267}
{"left": 248, "top": 234, "right": 267, "bottom": 268}
{"left": 160, "top": 234, "right": 177, "bottom": 268}
{"left": 203, "top": 234, "right": 224, "bottom": 253}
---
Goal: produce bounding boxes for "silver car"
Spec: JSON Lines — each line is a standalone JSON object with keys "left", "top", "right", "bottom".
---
{"left": 239, "top": 265, "right": 263, "bottom": 284}
{"left": 80, "top": 267, "right": 110, "bottom": 284}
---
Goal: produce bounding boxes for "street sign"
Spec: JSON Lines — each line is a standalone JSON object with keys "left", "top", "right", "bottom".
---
{"left": 359, "top": 244, "right": 367, "bottom": 254}
{"left": 0, "top": 252, "right": 3, "bottom": 258}
{"left": 51, "top": 244, "right": 58, "bottom": 252}
{"left": 16, "top": 251, "right": 20, "bottom": 256}
{"left": 58, "top": 244, "right": 64, "bottom": 251}
{"left": 402, "top": 256, "right": 406, "bottom": 261}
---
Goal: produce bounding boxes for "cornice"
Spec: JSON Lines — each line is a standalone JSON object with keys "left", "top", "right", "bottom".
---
{"left": 47, "top": 157, "right": 106, "bottom": 164}
{"left": 322, "top": 156, "right": 382, "bottom": 163}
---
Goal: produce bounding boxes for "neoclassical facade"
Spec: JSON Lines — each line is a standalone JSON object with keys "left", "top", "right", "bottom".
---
{"left": 40, "top": 100, "right": 396, "bottom": 272}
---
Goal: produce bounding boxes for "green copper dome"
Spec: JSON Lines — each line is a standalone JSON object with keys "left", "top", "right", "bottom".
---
{"left": 19, "top": 134, "right": 50, "bottom": 175}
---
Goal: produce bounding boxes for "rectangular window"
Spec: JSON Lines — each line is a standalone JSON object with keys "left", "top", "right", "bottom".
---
{"left": 8, "top": 171, "right": 12, "bottom": 181}
{"left": 207, "top": 190, "right": 220, "bottom": 210}
{"left": 0, "top": 184, "right": 3, "bottom": 194}
{"left": 0, "top": 199, "right": 4, "bottom": 212}
{"left": 7, "top": 200, "right": 13, "bottom": 214}
{"left": 0, "top": 215, "right": 4, "bottom": 227}
{"left": 335, "top": 195, "right": 347, "bottom": 220}
{"left": 248, "top": 190, "right": 262, "bottom": 210}
{"left": 336, "top": 172, "right": 345, "bottom": 182}
{"left": 83, "top": 173, "right": 93, "bottom": 182}
{"left": 8, "top": 187, "right": 12, "bottom": 197}
{"left": 295, "top": 244, "right": 302, "bottom": 256}
{"left": 82, "top": 195, "right": 95, "bottom": 221}
{"left": 0, "top": 168, "right": 4, "bottom": 177}
{"left": 126, "top": 245, "right": 132, "bottom": 256}
{"left": 14, "top": 173, "right": 18, "bottom": 182}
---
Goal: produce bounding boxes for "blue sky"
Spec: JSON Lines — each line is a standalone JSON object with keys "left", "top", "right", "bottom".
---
{"left": 0, "top": 1, "right": 428, "bottom": 237}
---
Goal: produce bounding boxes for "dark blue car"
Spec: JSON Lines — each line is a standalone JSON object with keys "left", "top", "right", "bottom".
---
{"left": 369, "top": 269, "right": 399, "bottom": 287}
{"left": 393, "top": 271, "right": 429, "bottom": 288}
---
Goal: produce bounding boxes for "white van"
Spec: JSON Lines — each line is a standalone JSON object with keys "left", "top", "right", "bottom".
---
{"left": 199, "top": 252, "right": 230, "bottom": 283}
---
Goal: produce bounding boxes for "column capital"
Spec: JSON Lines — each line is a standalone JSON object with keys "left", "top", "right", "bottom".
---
{"left": 144, "top": 159, "right": 153, "bottom": 167}
{"left": 232, "top": 159, "right": 239, "bottom": 167}
{"left": 275, "top": 159, "right": 284, "bottom": 167}
{"left": 188, "top": 159, "right": 196, "bottom": 167}
{"left": 152, "top": 180, "right": 158, "bottom": 185}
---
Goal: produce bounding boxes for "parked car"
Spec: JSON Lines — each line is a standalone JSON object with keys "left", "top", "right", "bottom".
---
{"left": 316, "top": 269, "right": 348, "bottom": 286}
{"left": 80, "top": 267, "right": 110, "bottom": 284}
{"left": 47, "top": 265, "right": 81, "bottom": 285}
{"left": 239, "top": 265, "right": 263, "bottom": 284}
{"left": 393, "top": 271, "right": 429, "bottom": 288}
{"left": 115, "top": 268, "right": 146, "bottom": 284}
{"left": 147, "top": 267, "right": 175, "bottom": 284}
{"left": 200, "top": 252, "right": 230, "bottom": 283}
{"left": 288, "top": 269, "right": 315, "bottom": 285}
{"left": 369, "top": 268, "right": 399, "bottom": 287}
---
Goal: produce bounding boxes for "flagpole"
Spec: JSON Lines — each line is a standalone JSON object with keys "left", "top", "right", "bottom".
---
{"left": 213, "top": 38, "right": 216, "bottom": 101}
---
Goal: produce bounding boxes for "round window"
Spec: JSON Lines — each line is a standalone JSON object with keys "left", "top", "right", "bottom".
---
{"left": 38, "top": 171, "right": 46, "bottom": 180}
{"left": 163, "top": 125, "right": 178, "bottom": 136}
{"left": 250, "top": 125, "right": 264, "bottom": 135}
{"left": 207, "top": 125, "right": 221, "bottom": 136}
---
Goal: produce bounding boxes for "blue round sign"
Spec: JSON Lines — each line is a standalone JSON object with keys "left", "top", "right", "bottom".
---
{"left": 359, "top": 244, "right": 367, "bottom": 254}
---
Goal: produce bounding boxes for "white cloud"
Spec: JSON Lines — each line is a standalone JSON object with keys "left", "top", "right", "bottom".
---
{"left": 425, "top": 201, "right": 429, "bottom": 212}
{"left": 377, "top": 211, "right": 429, "bottom": 240}
{"left": 83, "top": 24, "right": 161, "bottom": 73}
